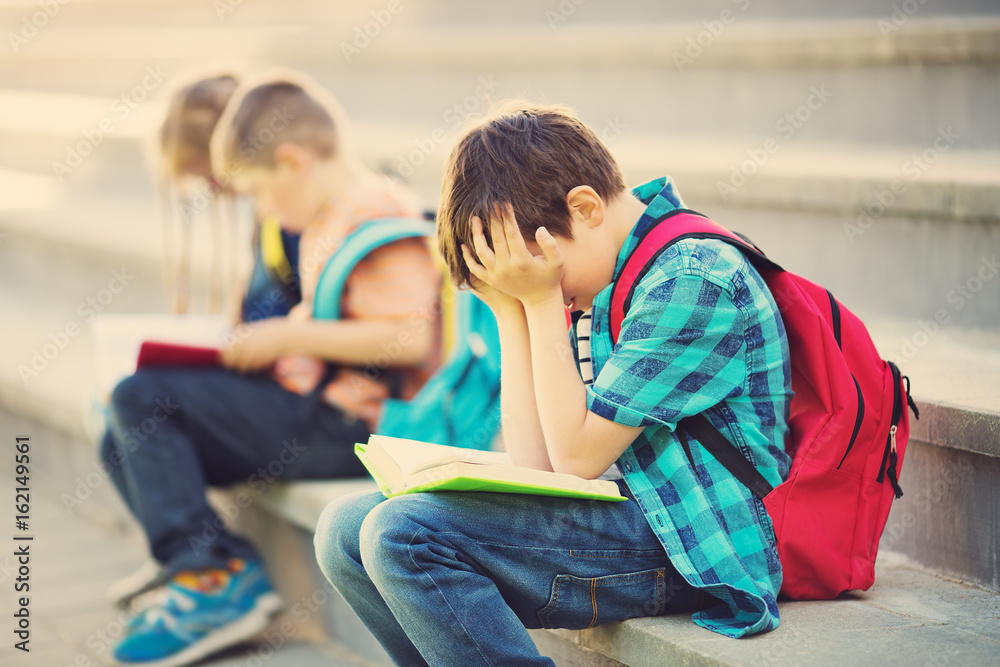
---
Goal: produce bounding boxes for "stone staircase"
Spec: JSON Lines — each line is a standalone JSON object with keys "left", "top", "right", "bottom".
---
{"left": 1, "top": 0, "right": 997, "bottom": 664}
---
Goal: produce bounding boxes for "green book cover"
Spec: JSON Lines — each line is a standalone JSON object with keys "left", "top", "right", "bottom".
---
{"left": 355, "top": 443, "right": 393, "bottom": 497}
{"left": 355, "top": 438, "right": 626, "bottom": 502}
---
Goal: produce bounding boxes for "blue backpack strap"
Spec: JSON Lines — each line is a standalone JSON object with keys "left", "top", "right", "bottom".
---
{"left": 312, "top": 217, "right": 435, "bottom": 320}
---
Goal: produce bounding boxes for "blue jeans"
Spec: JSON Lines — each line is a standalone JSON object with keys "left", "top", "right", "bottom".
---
{"left": 314, "top": 487, "right": 709, "bottom": 666}
{"left": 100, "top": 367, "right": 369, "bottom": 576}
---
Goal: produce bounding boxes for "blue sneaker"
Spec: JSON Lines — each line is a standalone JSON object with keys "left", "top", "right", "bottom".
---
{"left": 112, "top": 559, "right": 283, "bottom": 667}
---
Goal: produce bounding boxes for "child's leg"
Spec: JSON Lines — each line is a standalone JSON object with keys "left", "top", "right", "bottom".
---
{"left": 100, "top": 429, "right": 134, "bottom": 512}
{"left": 314, "top": 491, "right": 428, "bottom": 667}
{"left": 104, "top": 367, "right": 369, "bottom": 576}
{"left": 315, "top": 487, "right": 705, "bottom": 666}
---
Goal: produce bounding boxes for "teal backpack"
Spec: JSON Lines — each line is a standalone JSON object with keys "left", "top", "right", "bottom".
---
{"left": 313, "top": 218, "right": 501, "bottom": 451}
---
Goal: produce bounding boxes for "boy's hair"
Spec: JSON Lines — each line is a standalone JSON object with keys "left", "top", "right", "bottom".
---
{"left": 437, "top": 101, "right": 626, "bottom": 288}
{"left": 212, "top": 70, "right": 347, "bottom": 172}
{"left": 160, "top": 74, "right": 240, "bottom": 179}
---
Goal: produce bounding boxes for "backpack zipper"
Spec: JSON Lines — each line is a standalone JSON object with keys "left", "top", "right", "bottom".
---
{"left": 836, "top": 376, "right": 865, "bottom": 469}
{"left": 877, "top": 361, "right": 905, "bottom": 498}
{"left": 829, "top": 292, "right": 865, "bottom": 470}
{"left": 827, "top": 290, "right": 842, "bottom": 349}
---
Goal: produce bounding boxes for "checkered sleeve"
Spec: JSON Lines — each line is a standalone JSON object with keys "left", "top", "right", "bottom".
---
{"left": 587, "top": 272, "right": 748, "bottom": 428}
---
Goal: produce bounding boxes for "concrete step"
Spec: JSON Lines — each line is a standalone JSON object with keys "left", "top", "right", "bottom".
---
{"left": 1, "top": 16, "right": 998, "bottom": 149}
{"left": 533, "top": 550, "right": 1000, "bottom": 666}
{"left": 3, "top": 0, "right": 999, "bottom": 29}
{"left": 7, "top": 113, "right": 998, "bottom": 226}
{"left": 5, "top": 17, "right": 999, "bottom": 66}
{"left": 3, "top": 86, "right": 997, "bottom": 216}
{"left": 699, "top": 203, "right": 1000, "bottom": 331}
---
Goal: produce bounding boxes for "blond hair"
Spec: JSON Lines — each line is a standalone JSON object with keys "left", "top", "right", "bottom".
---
{"left": 212, "top": 69, "right": 353, "bottom": 173}
{"left": 160, "top": 74, "right": 240, "bottom": 179}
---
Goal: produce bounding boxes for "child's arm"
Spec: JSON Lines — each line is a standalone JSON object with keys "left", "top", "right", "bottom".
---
{"left": 466, "top": 276, "right": 551, "bottom": 471}
{"left": 521, "top": 297, "right": 642, "bottom": 478}
{"left": 465, "top": 214, "right": 643, "bottom": 479}
{"left": 220, "top": 315, "right": 435, "bottom": 372}
{"left": 222, "top": 239, "right": 437, "bottom": 372}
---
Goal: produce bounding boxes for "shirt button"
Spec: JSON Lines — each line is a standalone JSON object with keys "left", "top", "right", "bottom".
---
{"left": 624, "top": 462, "right": 633, "bottom": 472}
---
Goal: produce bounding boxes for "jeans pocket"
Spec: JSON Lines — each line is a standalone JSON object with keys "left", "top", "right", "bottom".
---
{"left": 537, "top": 568, "right": 670, "bottom": 630}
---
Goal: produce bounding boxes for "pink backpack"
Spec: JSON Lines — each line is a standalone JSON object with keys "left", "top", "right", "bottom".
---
{"left": 609, "top": 209, "right": 919, "bottom": 600}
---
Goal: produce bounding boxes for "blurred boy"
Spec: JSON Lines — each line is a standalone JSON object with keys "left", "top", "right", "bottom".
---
{"left": 314, "top": 103, "right": 793, "bottom": 664}
{"left": 102, "top": 72, "right": 440, "bottom": 667}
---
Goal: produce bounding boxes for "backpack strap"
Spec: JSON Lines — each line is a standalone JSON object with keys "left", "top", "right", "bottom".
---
{"left": 609, "top": 208, "right": 783, "bottom": 498}
{"left": 610, "top": 209, "right": 782, "bottom": 344}
{"left": 682, "top": 414, "right": 775, "bottom": 498}
{"left": 310, "top": 217, "right": 434, "bottom": 402}
{"left": 312, "top": 217, "right": 434, "bottom": 320}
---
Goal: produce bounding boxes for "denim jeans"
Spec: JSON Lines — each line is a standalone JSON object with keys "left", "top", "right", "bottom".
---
{"left": 100, "top": 367, "right": 369, "bottom": 576}
{"left": 314, "top": 486, "right": 708, "bottom": 666}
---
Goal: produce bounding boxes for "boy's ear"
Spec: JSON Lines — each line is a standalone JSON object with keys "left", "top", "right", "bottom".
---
{"left": 272, "top": 142, "right": 311, "bottom": 173}
{"left": 566, "top": 186, "right": 605, "bottom": 229}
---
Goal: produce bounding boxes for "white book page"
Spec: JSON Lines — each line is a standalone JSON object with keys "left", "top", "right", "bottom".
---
{"left": 372, "top": 436, "right": 512, "bottom": 477}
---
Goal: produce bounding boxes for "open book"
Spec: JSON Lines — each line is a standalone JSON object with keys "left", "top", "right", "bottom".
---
{"left": 356, "top": 435, "right": 626, "bottom": 502}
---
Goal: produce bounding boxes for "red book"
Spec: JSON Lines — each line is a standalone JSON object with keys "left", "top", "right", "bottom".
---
{"left": 136, "top": 341, "right": 221, "bottom": 369}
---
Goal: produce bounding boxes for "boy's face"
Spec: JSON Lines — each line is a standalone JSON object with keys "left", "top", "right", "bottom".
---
{"left": 231, "top": 142, "right": 337, "bottom": 233}
{"left": 232, "top": 165, "right": 314, "bottom": 232}
{"left": 524, "top": 220, "right": 618, "bottom": 312}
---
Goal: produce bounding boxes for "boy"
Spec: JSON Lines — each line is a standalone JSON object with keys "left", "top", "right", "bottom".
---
{"left": 101, "top": 72, "right": 441, "bottom": 667}
{"left": 314, "top": 103, "right": 793, "bottom": 665}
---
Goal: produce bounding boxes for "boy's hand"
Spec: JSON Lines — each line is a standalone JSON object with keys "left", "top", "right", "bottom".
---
{"left": 220, "top": 319, "right": 290, "bottom": 373}
{"left": 462, "top": 208, "right": 564, "bottom": 307}
{"left": 467, "top": 276, "right": 522, "bottom": 315}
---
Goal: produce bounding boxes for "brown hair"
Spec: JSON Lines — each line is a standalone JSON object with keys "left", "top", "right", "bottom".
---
{"left": 160, "top": 74, "right": 240, "bottom": 180}
{"left": 212, "top": 71, "right": 344, "bottom": 172}
{"left": 437, "top": 102, "right": 626, "bottom": 288}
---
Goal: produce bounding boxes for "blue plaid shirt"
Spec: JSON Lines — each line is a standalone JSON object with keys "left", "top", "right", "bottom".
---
{"left": 575, "top": 177, "right": 793, "bottom": 637}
